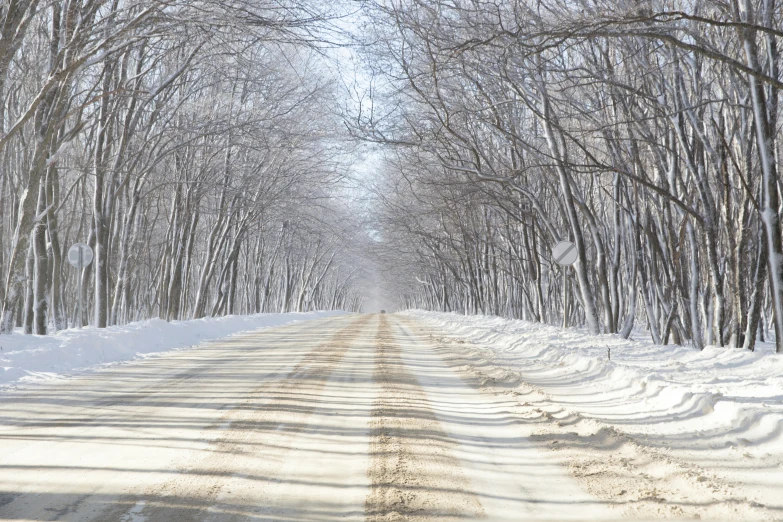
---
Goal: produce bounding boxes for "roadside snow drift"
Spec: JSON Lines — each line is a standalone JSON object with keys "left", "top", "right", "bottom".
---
{"left": 404, "top": 310, "right": 783, "bottom": 512}
{"left": 0, "top": 311, "right": 344, "bottom": 388}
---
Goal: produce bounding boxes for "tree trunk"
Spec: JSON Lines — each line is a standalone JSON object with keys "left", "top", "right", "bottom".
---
{"left": 32, "top": 182, "right": 48, "bottom": 334}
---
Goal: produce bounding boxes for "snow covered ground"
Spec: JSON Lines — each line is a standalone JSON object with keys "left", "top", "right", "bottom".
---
{"left": 0, "top": 313, "right": 619, "bottom": 521}
{"left": 1, "top": 311, "right": 778, "bottom": 519}
{"left": 0, "top": 311, "right": 345, "bottom": 389}
{"left": 403, "top": 310, "right": 783, "bottom": 516}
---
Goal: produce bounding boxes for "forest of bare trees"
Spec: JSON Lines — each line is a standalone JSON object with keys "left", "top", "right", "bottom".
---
{"left": 0, "top": 0, "right": 366, "bottom": 336}
{"left": 359, "top": 0, "right": 783, "bottom": 352}
{"left": 4, "top": 0, "right": 783, "bottom": 354}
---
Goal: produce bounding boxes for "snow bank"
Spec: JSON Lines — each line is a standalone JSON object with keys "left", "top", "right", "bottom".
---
{"left": 0, "top": 311, "right": 344, "bottom": 388}
{"left": 403, "top": 310, "right": 783, "bottom": 506}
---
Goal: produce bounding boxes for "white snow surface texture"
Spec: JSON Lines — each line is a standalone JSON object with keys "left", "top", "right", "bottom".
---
{"left": 0, "top": 311, "right": 344, "bottom": 388}
{"left": 403, "top": 310, "right": 783, "bottom": 508}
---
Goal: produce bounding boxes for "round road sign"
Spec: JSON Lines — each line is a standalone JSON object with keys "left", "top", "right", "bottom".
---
{"left": 552, "top": 240, "right": 578, "bottom": 266}
{"left": 67, "top": 243, "right": 94, "bottom": 269}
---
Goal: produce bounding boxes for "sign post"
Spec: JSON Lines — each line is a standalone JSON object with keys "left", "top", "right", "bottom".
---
{"left": 551, "top": 240, "right": 577, "bottom": 328}
{"left": 67, "top": 243, "right": 93, "bottom": 327}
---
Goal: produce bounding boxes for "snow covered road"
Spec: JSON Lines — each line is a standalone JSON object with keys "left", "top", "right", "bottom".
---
{"left": 0, "top": 313, "right": 773, "bottom": 520}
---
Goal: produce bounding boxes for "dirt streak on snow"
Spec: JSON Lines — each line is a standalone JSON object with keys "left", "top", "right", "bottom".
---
{"left": 0, "top": 314, "right": 370, "bottom": 521}
{"left": 403, "top": 310, "right": 783, "bottom": 520}
{"left": 366, "top": 315, "right": 485, "bottom": 521}
{"left": 99, "top": 314, "right": 374, "bottom": 521}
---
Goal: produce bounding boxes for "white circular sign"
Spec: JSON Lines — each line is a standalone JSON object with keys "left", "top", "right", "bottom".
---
{"left": 67, "top": 243, "right": 94, "bottom": 269}
{"left": 552, "top": 240, "right": 578, "bottom": 266}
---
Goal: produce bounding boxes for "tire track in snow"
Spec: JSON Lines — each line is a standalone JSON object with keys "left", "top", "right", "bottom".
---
{"left": 99, "top": 314, "right": 373, "bottom": 522}
{"left": 0, "top": 324, "right": 328, "bottom": 522}
{"left": 365, "top": 315, "right": 485, "bottom": 521}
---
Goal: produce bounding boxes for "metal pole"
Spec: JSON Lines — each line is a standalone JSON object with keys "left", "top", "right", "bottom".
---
{"left": 78, "top": 247, "right": 83, "bottom": 328}
{"left": 562, "top": 266, "right": 569, "bottom": 328}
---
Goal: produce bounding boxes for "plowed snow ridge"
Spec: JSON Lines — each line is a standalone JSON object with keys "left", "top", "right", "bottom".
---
{"left": 403, "top": 310, "right": 783, "bottom": 516}
{"left": 0, "top": 311, "right": 344, "bottom": 387}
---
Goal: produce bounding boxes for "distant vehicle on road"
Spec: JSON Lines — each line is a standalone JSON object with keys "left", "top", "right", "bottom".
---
{"left": 380, "top": 310, "right": 386, "bottom": 314}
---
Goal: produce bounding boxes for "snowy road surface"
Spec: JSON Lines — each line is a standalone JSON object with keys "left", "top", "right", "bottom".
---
{"left": 0, "top": 314, "right": 773, "bottom": 520}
